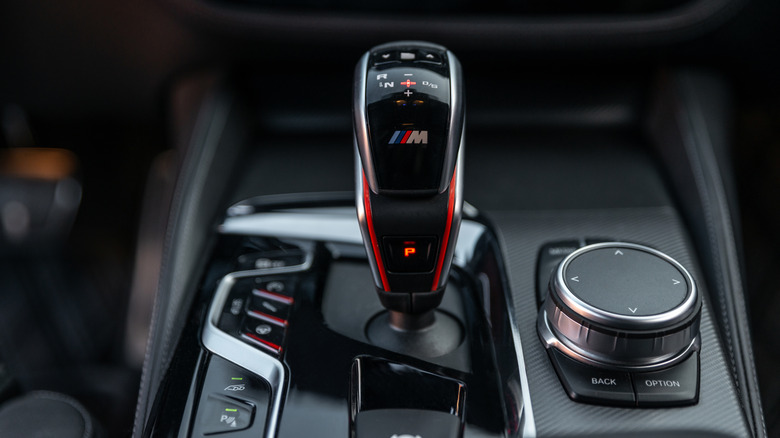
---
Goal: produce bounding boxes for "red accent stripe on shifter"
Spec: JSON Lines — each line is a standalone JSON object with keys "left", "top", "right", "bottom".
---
{"left": 363, "top": 172, "right": 391, "bottom": 292}
{"left": 431, "top": 166, "right": 457, "bottom": 291}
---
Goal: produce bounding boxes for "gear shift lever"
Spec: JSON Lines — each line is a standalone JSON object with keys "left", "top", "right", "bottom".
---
{"left": 354, "top": 41, "right": 464, "bottom": 337}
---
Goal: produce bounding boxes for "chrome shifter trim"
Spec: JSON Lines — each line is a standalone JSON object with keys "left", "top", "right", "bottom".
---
{"left": 352, "top": 51, "right": 377, "bottom": 192}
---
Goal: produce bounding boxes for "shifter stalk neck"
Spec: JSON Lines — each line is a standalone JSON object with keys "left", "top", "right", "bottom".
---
{"left": 388, "top": 310, "right": 435, "bottom": 331}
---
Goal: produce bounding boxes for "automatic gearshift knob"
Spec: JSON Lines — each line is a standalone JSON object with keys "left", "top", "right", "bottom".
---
{"left": 354, "top": 41, "right": 465, "bottom": 315}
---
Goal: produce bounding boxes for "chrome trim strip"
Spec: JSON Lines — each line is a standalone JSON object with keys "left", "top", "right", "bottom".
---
{"left": 202, "top": 260, "right": 312, "bottom": 438}
{"left": 538, "top": 309, "right": 701, "bottom": 371}
{"left": 220, "top": 211, "right": 363, "bottom": 244}
{"left": 441, "top": 49, "right": 464, "bottom": 194}
{"left": 505, "top": 279, "right": 537, "bottom": 437}
{"left": 220, "top": 205, "right": 485, "bottom": 268}
{"left": 553, "top": 242, "right": 698, "bottom": 330}
{"left": 352, "top": 52, "right": 377, "bottom": 192}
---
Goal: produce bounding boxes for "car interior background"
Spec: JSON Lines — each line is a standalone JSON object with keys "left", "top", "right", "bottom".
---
{"left": 0, "top": 0, "right": 779, "bottom": 436}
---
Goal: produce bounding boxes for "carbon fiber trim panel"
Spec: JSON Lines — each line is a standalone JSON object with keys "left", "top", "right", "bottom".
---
{"left": 491, "top": 206, "right": 751, "bottom": 437}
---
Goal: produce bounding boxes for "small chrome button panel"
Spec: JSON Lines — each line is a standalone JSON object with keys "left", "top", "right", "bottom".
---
{"left": 219, "top": 275, "right": 299, "bottom": 357}
{"left": 200, "top": 239, "right": 313, "bottom": 437}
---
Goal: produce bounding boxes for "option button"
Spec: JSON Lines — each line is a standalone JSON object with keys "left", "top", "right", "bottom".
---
{"left": 633, "top": 352, "right": 699, "bottom": 407}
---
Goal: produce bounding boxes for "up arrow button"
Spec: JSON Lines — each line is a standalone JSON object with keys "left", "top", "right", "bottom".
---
{"left": 615, "top": 250, "right": 624, "bottom": 256}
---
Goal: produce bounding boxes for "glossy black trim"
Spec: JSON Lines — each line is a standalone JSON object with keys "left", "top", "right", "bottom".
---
{"left": 142, "top": 195, "right": 527, "bottom": 437}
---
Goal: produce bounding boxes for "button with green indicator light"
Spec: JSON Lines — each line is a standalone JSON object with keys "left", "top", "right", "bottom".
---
{"left": 200, "top": 394, "right": 254, "bottom": 434}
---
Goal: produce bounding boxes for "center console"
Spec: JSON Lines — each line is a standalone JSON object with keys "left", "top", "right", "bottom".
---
{"left": 135, "top": 42, "right": 763, "bottom": 437}
{"left": 191, "top": 203, "right": 519, "bottom": 438}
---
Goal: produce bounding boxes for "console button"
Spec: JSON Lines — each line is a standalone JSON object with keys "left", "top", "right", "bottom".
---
{"left": 633, "top": 352, "right": 699, "bottom": 407}
{"left": 549, "top": 349, "right": 635, "bottom": 406}
{"left": 243, "top": 311, "right": 286, "bottom": 355}
{"left": 383, "top": 236, "right": 438, "bottom": 273}
{"left": 399, "top": 51, "right": 417, "bottom": 61}
{"left": 236, "top": 249, "right": 305, "bottom": 271}
{"left": 198, "top": 394, "right": 253, "bottom": 434}
{"left": 417, "top": 50, "right": 443, "bottom": 64}
{"left": 219, "top": 293, "right": 247, "bottom": 334}
{"left": 254, "top": 277, "right": 295, "bottom": 298}
{"left": 204, "top": 356, "right": 273, "bottom": 407}
{"left": 191, "top": 356, "right": 272, "bottom": 437}
{"left": 355, "top": 409, "right": 461, "bottom": 438}
{"left": 372, "top": 50, "right": 398, "bottom": 65}
{"left": 251, "top": 288, "right": 293, "bottom": 321}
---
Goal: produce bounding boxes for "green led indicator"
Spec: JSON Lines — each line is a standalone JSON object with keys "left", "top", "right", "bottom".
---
{"left": 231, "top": 377, "right": 243, "bottom": 380}
{"left": 225, "top": 408, "right": 238, "bottom": 412}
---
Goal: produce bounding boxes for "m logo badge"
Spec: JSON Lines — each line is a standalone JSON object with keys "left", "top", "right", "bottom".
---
{"left": 388, "top": 130, "right": 428, "bottom": 144}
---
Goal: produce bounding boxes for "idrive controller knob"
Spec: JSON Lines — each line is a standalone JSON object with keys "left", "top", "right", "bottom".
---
{"left": 538, "top": 242, "right": 701, "bottom": 370}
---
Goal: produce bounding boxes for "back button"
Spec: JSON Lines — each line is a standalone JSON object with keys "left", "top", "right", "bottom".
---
{"left": 549, "top": 349, "right": 635, "bottom": 406}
